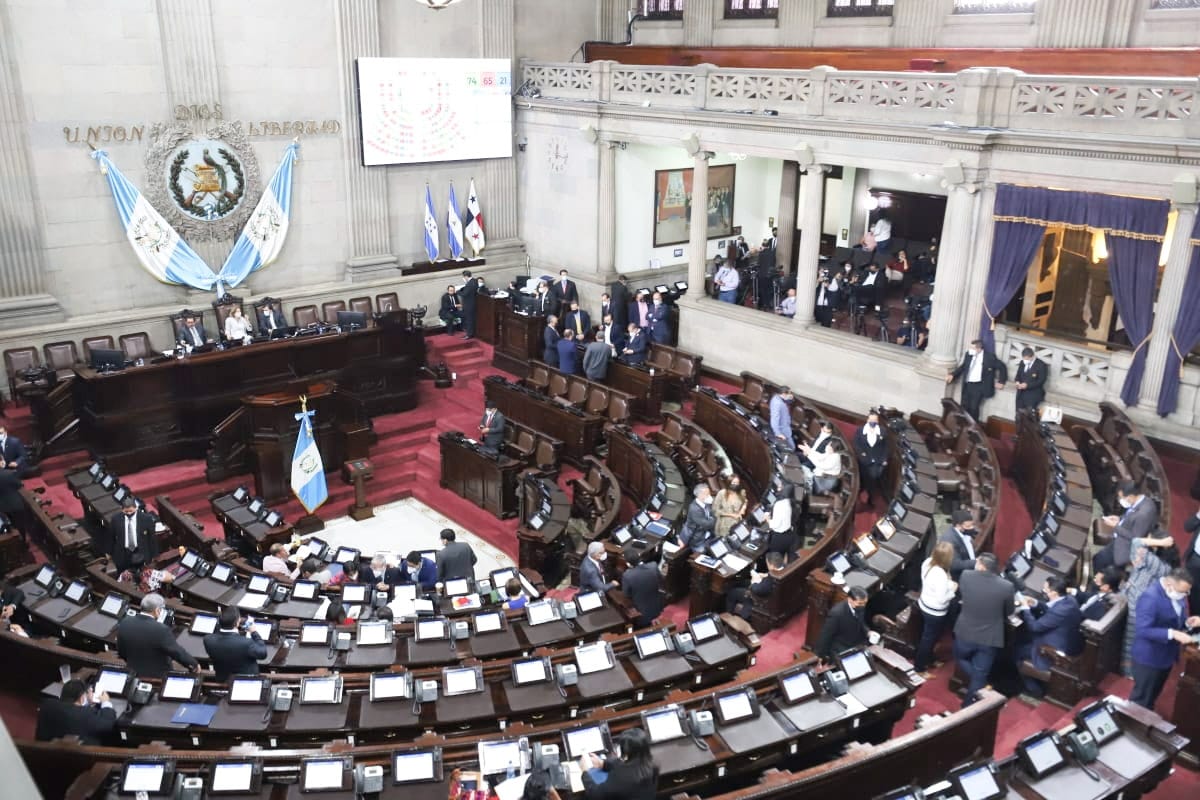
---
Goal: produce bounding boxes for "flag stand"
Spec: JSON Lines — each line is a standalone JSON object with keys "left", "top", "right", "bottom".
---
{"left": 293, "top": 514, "right": 325, "bottom": 535}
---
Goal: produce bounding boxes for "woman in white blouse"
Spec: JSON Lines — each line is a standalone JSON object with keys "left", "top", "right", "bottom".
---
{"left": 224, "top": 306, "right": 253, "bottom": 342}
{"left": 914, "top": 541, "right": 958, "bottom": 675}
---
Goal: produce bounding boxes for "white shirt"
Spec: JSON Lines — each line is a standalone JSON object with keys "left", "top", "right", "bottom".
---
{"left": 262, "top": 555, "right": 290, "bottom": 575}
{"left": 918, "top": 559, "right": 956, "bottom": 616}
{"left": 808, "top": 446, "right": 841, "bottom": 477}
{"left": 862, "top": 271, "right": 878, "bottom": 287}
{"left": 967, "top": 351, "right": 984, "bottom": 383}
{"left": 816, "top": 285, "right": 829, "bottom": 306}
{"left": 716, "top": 266, "right": 739, "bottom": 290}
{"left": 768, "top": 497, "right": 792, "bottom": 533}
{"left": 871, "top": 218, "right": 891, "bottom": 241}
{"left": 124, "top": 514, "right": 137, "bottom": 550}
{"left": 780, "top": 296, "right": 796, "bottom": 316}
{"left": 862, "top": 425, "right": 880, "bottom": 448}
{"left": 957, "top": 528, "right": 976, "bottom": 561}
{"left": 225, "top": 315, "right": 253, "bottom": 340}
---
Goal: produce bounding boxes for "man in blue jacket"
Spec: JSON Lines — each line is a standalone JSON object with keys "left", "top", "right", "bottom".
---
{"left": 400, "top": 550, "right": 438, "bottom": 592}
{"left": 621, "top": 322, "right": 647, "bottom": 366}
{"left": 1130, "top": 568, "right": 1199, "bottom": 710}
{"left": 768, "top": 387, "right": 795, "bottom": 450}
{"left": 647, "top": 292, "right": 671, "bottom": 345}
{"left": 1016, "top": 575, "right": 1082, "bottom": 698}
{"left": 542, "top": 315, "right": 560, "bottom": 368}
{"left": 557, "top": 329, "right": 578, "bottom": 375}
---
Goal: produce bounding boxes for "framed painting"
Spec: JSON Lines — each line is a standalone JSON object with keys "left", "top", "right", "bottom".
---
{"left": 653, "top": 164, "right": 735, "bottom": 248}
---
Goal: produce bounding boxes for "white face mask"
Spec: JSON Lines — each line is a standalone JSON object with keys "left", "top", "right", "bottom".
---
{"left": 1119, "top": 497, "right": 1132, "bottom": 509}
{"left": 1022, "top": 359, "right": 1033, "bottom": 367}
{"left": 1167, "top": 588, "right": 1186, "bottom": 601}
{"left": 704, "top": 496, "right": 713, "bottom": 506}
{"left": 597, "top": 552, "right": 607, "bottom": 562}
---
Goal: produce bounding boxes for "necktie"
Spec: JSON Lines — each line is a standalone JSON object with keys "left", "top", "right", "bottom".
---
{"left": 267, "top": 311, "right": 276, "bottom": 331}
{"left": 191, "top": 327, "right": 202, "bottom": 346}
{"left": 575, "top": 316, "right": 582, "bottom": 335}
{"left": 126, "top": 516, "right": 136, "bottom": 550}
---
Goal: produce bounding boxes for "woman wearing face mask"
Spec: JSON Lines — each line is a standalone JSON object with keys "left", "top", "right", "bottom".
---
{"left": 854, "top": 410, "right": 888, "bottom": 509}
{"left": 579, "top": 727, "right": 658, "bottom": 800}
{"left": 713, "top": 475, "right": 747, "bottom": 538}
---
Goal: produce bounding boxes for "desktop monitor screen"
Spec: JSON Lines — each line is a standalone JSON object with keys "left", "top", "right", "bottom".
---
{"left": 300, "top": 759, "right": 350, "bottom": 792}
{"left": 575, "top": 642, "right": 613, "bottom": 675}
{"left": 563, "top": 724, "right": 610, "bottom": 759}
{"left": 337, "top": 310, "right": 368, "bottom": 329}
{"left": 477, "top": 740, "right": 524, "bottom": 777}
{"left": 247, "top": 499, "right": 265, "bottom": 516}
{"left": 780, "top": 671, "right": 817, "bottom": 704}
{"left": 333, "top": 547, "right": 359, "bottom": 565}
{"left": 356, "top": 621, "right": 390, "bottom": 646}
{"left": 643, "top": 707, "right": 685, "bottom": 744}
{"left": 90, "top": 348, "right": 125, "bottom": 371}
{"left": 300, "top": 676, "right": 341, "bottom": 705}
{"left": 687, "top": 614, "right": 721, "bottom": 643}
{"left": 291, "top": 580, "right": 320, "bottom": 601}
{"left": 575, "top": 591, "right": 603, "bottom": 613}
{"left": 444, "top": 578, "right": 470, "bottom": 597}
{"left": 709, "top": 538, "right": 730, "bottom": 559}
{"left": 949, "top": 763, "right": 1003, "bottom": 800}
{"left": 392, "top": 751, "right": 441, "bottom": 784}
{"left": 228, "top": 677, "right": 269, "bottom": 704}
{"left": 443, "top": 666, "right": 481, "bottom": 696}
{"left": 490, "top": 568, "right": 516, "bottom": 587}
{"left": 247, "top": 575, "right": 272, "bottom": 594}
{"left": 511, "top": 658, "right": 548, "bottom": 686}
{"left": 34, "top": 565, "right": 55, "bottom": 588}
{"left": 160, "top": 674, "right": 199, "bottom": 702}
{"left": 99, "top": 593, "right": 126, "bottom": 618}
{"left": 473, "top": 612, "right": 504, "bottom": 634}
{"left": 209, "top": 761, "right": 259, "bottom": 794}
{"left": 341, "top": 583, "right": 367, "bottom": 605}
{"left": 370, "top": 673, "right": 411, "bottom": 702}
{"left": 840, "top": 651, "right": 873, "bottom": 681}
{"left": 299, "top": 622, "right": 332, "bottom": 646}
{"left": 263, "top": 510, "right": 283, "bottom": 527}
{"left": 526, "top": 600, "right": 559, "bottom": 626}
{"left": 96, "top": 669, "right": 131, "bottom": 697}
{"left": 1018, "top": 732, "right": 1066, "bottom": 779}
{"left": 416, "top": 618, "right": 448, "bottom": 642}
{"left": 119, "top": 761, "right": 171, "bottom": 795}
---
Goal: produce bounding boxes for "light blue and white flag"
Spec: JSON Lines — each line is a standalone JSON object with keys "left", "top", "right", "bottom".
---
{"left": 90, "top": 149, "right": 216, "bottom": 290}
{"left": 290, "top": 397, "right": 328, "bottom": 514}
{"left": 423, "top": 185, "right": 440, "bottom": 262}
{"left": 217, "top": 141, "right": 300, "bottom": 292}
{"left": 447, "top": 182, "right": 464, "bottom": 260}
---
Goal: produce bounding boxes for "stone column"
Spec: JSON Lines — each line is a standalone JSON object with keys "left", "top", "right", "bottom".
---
{"left": 793, "top": 164, "right": 828, "bottom": 326}
{"left": 335, "top": 0, "right": 397, "bottom": 280}
{"left": 687, "top": 150, "right": 714, "bottom": 292}
{"left": 778, "top": 0, "right": 819, "bottom": 47}
{"left": 1036, "top": 0, "right": 1136, "bottom": 47}
{"left": 481, "top": 0, "right": 521, "bottom": 254}
{"left": 892, "top": 0, "right": 942, "bottom": 47}
{"left": 924, "top": 182, "right": 982, "bottom": 368}
{"left": 0, "top": 0, "right": 63, "bottom": 327}
{"left": 596, "top": 140, "right": 619, "bottom": 275}
{"left": 599, "top": 0, "right": 630, "bottom": 43}
{"left": 1142, "top": 201, "right": 1198, "bottom": 407}
{"left": 957, "top": 182, "right": 998, "bottom": 360}
{"left": 683, "top": 0, "right": 717, "bottom": 47}
{"left": 156, "top": 0, "right": 221, "bottom": 114}
{"left": 776, "top": 161, "right": 799, "bottom": 276}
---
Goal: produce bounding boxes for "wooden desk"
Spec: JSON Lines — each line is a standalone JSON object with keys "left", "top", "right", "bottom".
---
{"left": 516, "top": 472, "right": 570, "bottom": 581}
{"left": 483, "top": 377, "right": 605, "bottom": 468}
{"left": 604, "top": 359, "right": 667, "bottom": 424}
{"left": 492, "top": 306, "right": 544, "bottom": 376}
{"left": 1174, "top": 644, "right": 1200, "bottom": 766}
{"left": 475, "top": 292, "right": 507, "bottom": 345}
{"left": 72, "top": 324, "right": 423, "bottom": 475}
{"left": 438, "top": 432, "right": 521, "bottom": 519}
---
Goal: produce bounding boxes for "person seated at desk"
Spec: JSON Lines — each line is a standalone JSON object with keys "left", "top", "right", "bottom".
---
{"left": 1074, "top": 566, "right": 1122, "bottom": 622}
{"left": 366, "top": 554, "right": 401, "bottom": 589}
{"left": 258, "top": 302, "right": 287, "bottom": 334}
{"left": 0, "top": 424, "right": 29, "bottom": 478}
{"left": 478, "top": 399, "right": 506, "bottom": 454}
{"left": 298, "top": 557, "right": 333, "bottom": 588}
{"left": 1016, "top": 575, "right": 1083, "bottom": 700}
{"left": 557, "top": 328, "right": 579, "bottom": 375}
{"left": 647, "top": 292, "right": 670, "bottom": 345}
{"left": 436, "top": 528, "right": 477, "bottom": 582}
{"left": 400, "top": 550, "right": 437, "bottom": 592}
{"left": 578, "top": 727, "right": 659, "bottom": 800}
{"left": 375, "top": 606, "right": 394, "bottom": 623}
{"left": 621, "top": 550, "right": 665, "bottom": 628}
{"left": 814, "top": 585, "right": 871, "bottom": 662}
{"left": 35, "top": 679, "right": 117, "bottom": 746}
{"left": 204, "top": 606, "right": 268, "bottom": 682}
{"left": 109, "top": 496, "right": 158, "bottom": 576}
{"left": 503, "top": 578, "right": 527, "bottom": 610}
{"left": 261, "top": 543, "right": 292, "bottom": 578}
{"left": 580, "top": 541, "right": 617, "bottom": 594}
{"left": 326, "top": 601, "right": 355, "bottom": 627}
{"left": 328, "top": 560, "right": 360, "bottom": 588}
{"left": 583, "top": 336, "right": 611, "bottom": 382}
{"left": 223, "top": 305, "right": 253, "bottom": 342}
{"left": 726, "top": 552, "right": 785, "bottom": 622}
{"left": 679, "top": 484, "right": 716, "bottom": 554}
{"left": 543, "top": 315, "right": 561, "bottom": 368}
{"left": 116, "top": 593, "right": 199, "bottom": 679}
{"left": 621, "top": 322, "right": 647, "bottom": 365}
{"left": 799, "top": 421, "right": 841, "bottom": 495}
{"left": 563, "top": 301, "right": 590, "bottom": 338}
{"left": 178, "top": 314, "right": 208, "bottom": 349}
{"left": 439, "top": 284, "right": 464, "bottom": 335}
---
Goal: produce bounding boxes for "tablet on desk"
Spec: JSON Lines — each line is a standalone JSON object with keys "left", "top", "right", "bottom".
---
{"left": 298, "top": 622, "right": 332, "bottom": 646}
{"left": 642, "top": 706, "right": 686, "bottom": 744}
{"left": 575, "top": 642, "right": 614, "bottom": 675}
{"left": 839, "top": 650, "right": 874, "bottom": 682}
{"left": 299, "top": 676, "right": 343, "bottom": 705}
{"left": 98, "top": 592, "right": 128, "bottom": 619}
{"left": 444, "top": 577, "right": 471, "bottom": 597}
{"left": 714, "top": 688, "right": 758, "bottom": 725}
{"left": 575, "top": 591, "right": 603, "bottom": 614}
{"left": 392, "top": 749, "right": 442, "bottom": 784}
{"left": 236, "top": 593, "right": 269, "bottom": 611}
{"left": 250, "top": 618, "right": 276, "bottom": 643}
{"left": 227, "top": 676, "right": 269, "bottom": 704}
{"left": 511, "top": 657, "right": 550, "bottom": 687}
{"left": 291, "top": 580, "right": 320, "bottom": 601}
{"left": 208, "top": 760, "right": 262, "bottom": 795}
{"left": 369, "top": 672, "right": 412, "bottom": 702}
{"left": 210, "top": 563, "right": 235, "bottom": 584}
{"left": 563, "top": 723, "right": 612, "bottom": 759}
{"left": 415, "top": 617, "right": 448, "bottom": 642}
{"left": 778, "top": 670, "right": 817, "bottom": 704}
{"left": 333, "top": 547, "right": 359, "bottom": 565}
{"left": 356, "top": 620, "right": 392, "bottom": 646}
{"left": 160, "top": 673, "right": 201, "bottom": 702}
{"left": 300, "top": 757, "right": 352, "bottom": 793}
{"left": 1016, "top": 730, "right": 1067, "bottom": 780}
{"left": 443, "top": 666, "right": 483, "bottom": 696}
{"left": 1076, "top": 701, "right": 1121, "bottom": 745}
{"left": 246, "top": 574, "right": 272, "bottom": 594}
{"left": 63, "top": 580, "right": 89, "bottom": 605}
{"left": 687, "top": 614, "right": 722, "bottom": 643}
{"left": 490, "top": 567, "right": 516, "bottom": 588}
{"left": 634, "top": 630, "right": 671, "bottom": 660}
{"left": 525, "top": 600, "right": 560, "bottom": 627}
{"left": 341, "top": 583, "right": 367, "bottom": 606}
{"left": 473, "top": 611, "right": 505, "bottom": 634}
{"left": 118, "top": 760, "right": 174, "bottom": 796}
{"left": 180, "top": 550, "right": 201, "bottom": 571}
{"left": 477, "top": 740, "right": 526, "bottom": 777}
{"left": 947, "top": 761, "right": 1005, "bottom": 800}
{"left": 95, "top": 668, "right": 132, "bottom": 698}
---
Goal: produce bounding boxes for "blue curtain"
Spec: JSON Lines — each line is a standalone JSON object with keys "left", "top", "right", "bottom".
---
{"left": 979, "top": 185, "right": 1047, "bottom": 351}
{"left": 1156, "top": 213, "right": 1200, "bottom": 416}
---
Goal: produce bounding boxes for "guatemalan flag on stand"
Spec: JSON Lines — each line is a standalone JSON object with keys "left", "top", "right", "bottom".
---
{"left": 423, "top": 185, "right": 440, "bottom": 262}
{"left": 89, "top": 149, "right": 215, "bottom": 287}
{"left": 290, "top": 396, "right": 328, "bottom": 515}
{"left": 464, "top": 178, "right": 486, "bottom": 258}
{"left": 217, "top": 141, "right": 300, "bottom": 292}
{"left": 446, "top": 182, "right": 465, "bottom": 260}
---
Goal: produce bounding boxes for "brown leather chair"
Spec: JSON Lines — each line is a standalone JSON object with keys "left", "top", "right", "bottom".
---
{"left": 606, "top": 394, "right": 631, "bottom": 426}
{"left": 654, "top": 413, "right": 686, "bottom": 450}
{"left": 646, "top": 345, "right": 673, "bottom": 373}
{"left": 376, "top": 293, "right": 400, "bottom": 313}
{"left": 671, "top": 352, "right": 700, "bottom": 387}
{"left": 82, "top": 336, "right": 116, "bottom": 363}
{"left": 293, "top": 305, "right": 319, "bottom": 327}
{"left": 584, "top": 386, "right": 608, "bottom": 416}
{"left": 169, "top": 309, "right": 209, "bottom": 345}
{"left": 525, "top": 364, "right": 552, "bottom": 393}
{"left": 349, "top": 297, "right": 373, "bottom": 317}
{"left": 547, "top": 373, "right": 569, "bottom": 399}
{"left": 507, "top": 429, "right": 536, "bottom": 461}
{"left": 322, "top": 300, "right": 347, "bottom": 324}
{"left": 118, "top": 332, "right": 153, "bottom": 362}
{"left": 565, "top": 379, "right": 588, "bottom": 407}
{"left": 252, "top": 298, "right": 286, "bottom": 333}
{"left": 42, "top": 341, "right": 79, "bottom": 381}
{"left": 4, "top": 347, "right": 40, "bottom": 404}
{"left": 534, "top": 439, "right": 559, "bottom": 475}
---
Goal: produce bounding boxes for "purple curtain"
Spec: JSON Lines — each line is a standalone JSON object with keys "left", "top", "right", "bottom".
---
{"left": 979, "top": 185, "right": 1047, "bottom": 351}
{"left": 1157, "top": 213, "right": 1200, "bottom": 416}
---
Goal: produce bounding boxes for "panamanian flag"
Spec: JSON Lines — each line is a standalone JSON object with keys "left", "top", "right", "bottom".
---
{"left": 291, "top": 400, "right": 328, "bottom": 514}
{"left": 90, "top": 149, "right": 215, "bottom": 286}
{"left": 217, "top": 141, "right": 299, "bottom": 291}
{"left": 447, "top": 182, "right": 465, "bottom": 260}
{"left": 423, "top": 185, "right": 440, "bottom": 262}
{"left": 464, "top": 178, "right": 485, "bottom": 258}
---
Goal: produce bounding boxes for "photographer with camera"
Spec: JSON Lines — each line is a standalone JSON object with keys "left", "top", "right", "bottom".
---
{"left": 814, "top": 269, "right": 839, "bottom": 328}
{"left": 896, "top": 313, "right": 927, "bottom": 350}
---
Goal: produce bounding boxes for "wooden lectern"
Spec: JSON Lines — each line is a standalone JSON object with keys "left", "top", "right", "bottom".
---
{"left": 492, "top": 306, "right": 544, "bottom": 377}
{"left": 244, "top": 381, "right": 371, "bottom": 507}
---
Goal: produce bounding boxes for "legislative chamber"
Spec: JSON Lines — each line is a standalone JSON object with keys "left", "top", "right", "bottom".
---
{"left": 0, "top": 1, "right": 1198, "bottom": 799}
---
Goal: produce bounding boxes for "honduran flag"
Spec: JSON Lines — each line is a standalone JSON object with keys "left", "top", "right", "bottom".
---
{"left": 464, "top": 178, "right": 485, "bottom": 257}
{"left": 290, "top": 400, "right": 328, "bottom": 514}
{"left": 423, "top": 185, "right": 440, "bottom": 262}
{"left": 217, "top": 141, "right": 299, "bottom": 292}
{"left": 447, "top": 182, "right": 465, "bottom": 260}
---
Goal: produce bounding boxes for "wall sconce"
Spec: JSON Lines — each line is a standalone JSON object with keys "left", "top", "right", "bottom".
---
{"left": 516, "top": 136, "right": 527, "bottom": 152}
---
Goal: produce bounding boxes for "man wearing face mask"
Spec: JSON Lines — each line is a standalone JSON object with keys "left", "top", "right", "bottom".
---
{"left": 800, "top": 421, "right": 842, "bottom": 495}
{"left": 946, "top": 339, "right": 1008, "bottom": 422}
{"left": 1093, "top": 481, "right": 1158, "bottom": 572}
{"left": 1013, "top": 346, "right": 1047, "bottom": 412}
{"left": 853, "top": 411, "right": 888, "bottom": 508}
{"left": 1130, "top": 568, "right": 1200, "bottom": 710}
{"left": 108, "top": 496, "right": 158, "bottom": 575}
{"left": 116, "top": 593, "right": 198, "bottom": 679}
{"left": 939, "top": 508, "right": 980, "bottom": 581}
{"left": 647, "top": 292, "right": 671, "bottom": 345}
{"left": 814, "top": 586, "right": 871, "bottom": 661}
{"left": 769, "top": 388, "right": 796, "bottom": 450}
{"left": 580, "top": 541, "right": 617, "bottom": 594}
{"left": 679, "top": 484, "right": 716, "bottom": 554}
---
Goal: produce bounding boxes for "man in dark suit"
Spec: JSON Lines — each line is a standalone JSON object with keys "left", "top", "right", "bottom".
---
{"left": 647, "top": 292, "right": 671, "bottom": 345}
{"left": 1184, "top": 507, "right": 1200, "bottom": 614}
{"left": 1013, "top": 346, "right": 1047, "bottom": 412}
{"left": 621, "top": 322, "right": 647, "bottom": 366}
{"left": 533, "top": 284, "right": 555, "bottom": 316}
{"left": 679, "top": 484, "right": 716, "bottom": 554}
{"left": 599, "top": 315, "right": 625, "bottom": 356}
{"left": 953, "top": 553, "right": 1015, "bottom": 707}
{"left": 580, "top": 541, "right": 616, "bottom": 594}
{"left": 0, "top": 425, "right": 28, "bottom": 477}
{"left": 258, "top": 302, "right": 287, "bottom": 333}
{"left": 400, "top": 551, "right": 438, "bottom": 592}
{"left": 1130, "top": 568, "right": 1199, "bottom": 709}
{"left": 436, "top": 529, "right": 477, "bottom": 582}
{"left": 1078, "top": 567, "right": 1121, "bottom": 622}
{"left": 35, "top": 679, "right": 117, "bottom": 745}
{"left": 563, "top": 301, "right": 590, "bottom": 339}
{"left": 621, "top": 551, "right": 665, "bottom": 628}
{"left": 939, "top": 508, "right": 980, "bottom": 581}
{"left": 1016, "top": 575, "right": 1083, "bottom": 698}
{"left": 116, "top": 593, "right": 199, "bottom": 679}
{"left": 203, "top": 606, "right": 268, "bottom": 682}
{"left": 814, "top": 586, "right": 870, "bottom": 661}
{"left": 853, "top": 411, "right": 888, "bottom": 507}
{"left": 551, "top": 268, "right": 578, "bottom": 309}
{"left": 178, "top": 314, "right": 208, "bottom": 348}
{"left": 366, "top": 555, "right": 402, "bottom": 589}
{"left": 439, "top": 284, "right": 463, "bottom": 334}
{"left": 608, "top": 276, "right": 631, "bottom": 331}
{"left": 858, "top": 263, "right": 887, "bottom": 311}
{"left": 1093, "top": 480, "right": 1159, "bottom": 572}
{"left": 459, "top": 269, "right": 479, "bottom": 339}
{"left": 557, "top": 329, "right": 579, "bottom": 374}
{"left": 598, "top": 293, "right": 614, "bottom": 330}
{"left": 814, "top": 274, "right": 838, "bottom": 328}
{"left": 0, "top": 468, "right": 26, "bottom": 540}
{"left": 108, "top": 496, "right": 158, "bottom": 575}
{"left": 478, "top": 400, "right": 505, "bottom": 454}
{"left": 542, "top": 316, "right": 561, "bottom": 368}
{"left": 946, "top": 339, "right": 1008, "bottom": 422}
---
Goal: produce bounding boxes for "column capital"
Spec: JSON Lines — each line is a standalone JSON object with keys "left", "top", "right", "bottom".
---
{"left": 801, "top": 163, "right": 831, "bottom": 175}
{"left": 684, "top": 133, "right": 713, "bottom": 160}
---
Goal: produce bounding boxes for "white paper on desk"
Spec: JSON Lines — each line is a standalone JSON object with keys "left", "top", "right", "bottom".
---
{"left": 237, "top": 593, "right": 269, "bottom": 610}
{"left": 722, "top": 554, "right": 751, "bottom": 573}
{"left": 661, "top": 541, "right": 681, "bottom": 556}
{"left": 388, "top": 597, "right": 417, "bottom": 619}
{"left": 567, "top": 762, "right": 584, "bottom": 794}
{"left": 313, "top": 597, "right": 331, "bottom": 620}
{"left": 838, "top": 693, "right": 868, "bottom": 716}
{"left": 493, "top": 773, "right": 529, "bottom": 800}
{"left": 295, "top": 544, "right": 312, "bottom": 561}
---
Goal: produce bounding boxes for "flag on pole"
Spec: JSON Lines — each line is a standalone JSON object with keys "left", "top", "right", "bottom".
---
{"left": 290, "top": 396, "right": 328, "bottom": 514}
{"left": 217, "top": 141, "right": 300, "bottom": 292}
{"left": 446, "top": 182, "right": 465, "bottom": 260}
{"left": 464, "top": 178, "right": 486, "bottom": 257}
{"left": 89, "top": 149, "right": 216, "bottom": 289}
{"left": 423, "top": 185, "right": 440, "bottom": 262}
